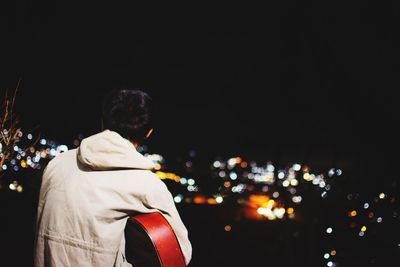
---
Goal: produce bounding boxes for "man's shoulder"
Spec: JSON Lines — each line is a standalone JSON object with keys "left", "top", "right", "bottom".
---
{"left": 117, "top": 169, "right": 166, "bottom": 191}
{"left": 45, "top": 149, "right": 77, "bottom": 169}
{"left": 121, "top": 169, "right": 160, "bottom": 182}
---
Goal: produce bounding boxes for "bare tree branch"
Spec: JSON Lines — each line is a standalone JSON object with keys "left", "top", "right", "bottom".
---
{"left": 0, "top": 85, "right": 22, "bottom": 174}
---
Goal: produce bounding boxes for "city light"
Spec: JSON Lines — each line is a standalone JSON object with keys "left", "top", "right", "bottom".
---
{"left": 2, "top": 131, "right": 399, "bottom": 267}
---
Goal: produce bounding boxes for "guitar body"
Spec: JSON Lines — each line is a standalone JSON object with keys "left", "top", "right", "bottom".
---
{"left": 125, "top": 212, "right": 186, "bottom": 267}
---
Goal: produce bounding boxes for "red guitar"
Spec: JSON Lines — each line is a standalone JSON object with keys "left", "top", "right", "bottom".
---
{"left": 124, "top": 212, "right": 186, "bottom": 267}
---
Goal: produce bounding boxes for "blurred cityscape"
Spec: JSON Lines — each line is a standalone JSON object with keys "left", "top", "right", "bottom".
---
{"left": 1, "top": 131, "right": 399, "bottom": 266}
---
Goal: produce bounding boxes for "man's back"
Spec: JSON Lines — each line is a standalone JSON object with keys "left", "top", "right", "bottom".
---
{"left": 34, "top": 130, "right": 192, "bottom": 267}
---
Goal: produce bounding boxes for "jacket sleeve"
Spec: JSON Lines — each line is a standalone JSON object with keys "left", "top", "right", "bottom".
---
{"left": 143, "top": 178, "right": 192, "bottom": 266}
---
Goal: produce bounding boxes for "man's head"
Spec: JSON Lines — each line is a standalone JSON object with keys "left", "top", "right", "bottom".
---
{"left": 102, "top": 89, "right": 153, "bottom": 145}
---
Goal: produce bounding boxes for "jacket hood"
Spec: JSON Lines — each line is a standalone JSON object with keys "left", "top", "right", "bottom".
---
{"left": 77, "top": 130, "right": 155, "bottom": 171}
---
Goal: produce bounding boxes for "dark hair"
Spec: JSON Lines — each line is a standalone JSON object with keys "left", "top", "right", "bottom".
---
{"left": 102, "top": 89, "right": 153, "bottom": 143}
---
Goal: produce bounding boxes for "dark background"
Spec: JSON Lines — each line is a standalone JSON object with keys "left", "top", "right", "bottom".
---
{"left": 1, "top": 1, "right": 400, "bottom": 266}
{"left": 2, "top": 2, "right": 400, "bottom": 162}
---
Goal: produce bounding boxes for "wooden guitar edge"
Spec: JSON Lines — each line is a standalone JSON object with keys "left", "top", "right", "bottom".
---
{"left": 130, "top": 212, "right": 186, "bottom": 267}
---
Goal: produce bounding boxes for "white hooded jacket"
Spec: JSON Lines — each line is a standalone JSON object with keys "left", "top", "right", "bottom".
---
{"left": 34, "top": 130, "right": 192, "bottom": 266}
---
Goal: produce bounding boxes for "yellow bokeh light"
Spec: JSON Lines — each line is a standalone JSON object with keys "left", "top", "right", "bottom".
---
{"left": 361, "top": 226, "right": 367, "bottom": 232}
{"left": 263, "top": 174, "right": 274, "bottom": 182}
{"left": 20, "top": 160, "right": 27, "bottom": 168}
{"left": 207, "top": 198, "right": 217, "bottom": 205}
{"left": 16, "top": 185, "right": 23, "bottom": 193}
{"left": 267, "top": 199, "right": 275, "bottom": 207}
{"left": 224, "top": 225, "right": 232, "bottom": 232}
{"left": 303, "top": 173, "right": 313, "bottom": 181}
{"left": 41, "top": 150, "right": 47, "bottom": 158}
{"left": 154, "top": 163, "right": 161, "bottom": 170}
{"left": 155, "top": 171, "right": 180, "bottom": 182}
{"left": 249, "top": 195, "right": 270, "bottom": 206}
{"left": 379, "top": 193, "right": 385, "bottom": 199}
{"left": 287, "top": 207, "right": 294, "bottom": 215}
{"left": 348, "top": 210, "right": 357, "bottom": 217}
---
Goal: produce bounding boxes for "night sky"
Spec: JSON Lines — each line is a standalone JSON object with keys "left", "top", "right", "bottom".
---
{"left": 2, "top": 2, "right": 400, "bottom": 181}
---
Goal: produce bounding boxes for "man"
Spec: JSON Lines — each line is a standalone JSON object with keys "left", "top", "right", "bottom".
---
{"left": 34, "top": 89, "right": 192, "bottom": 266}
